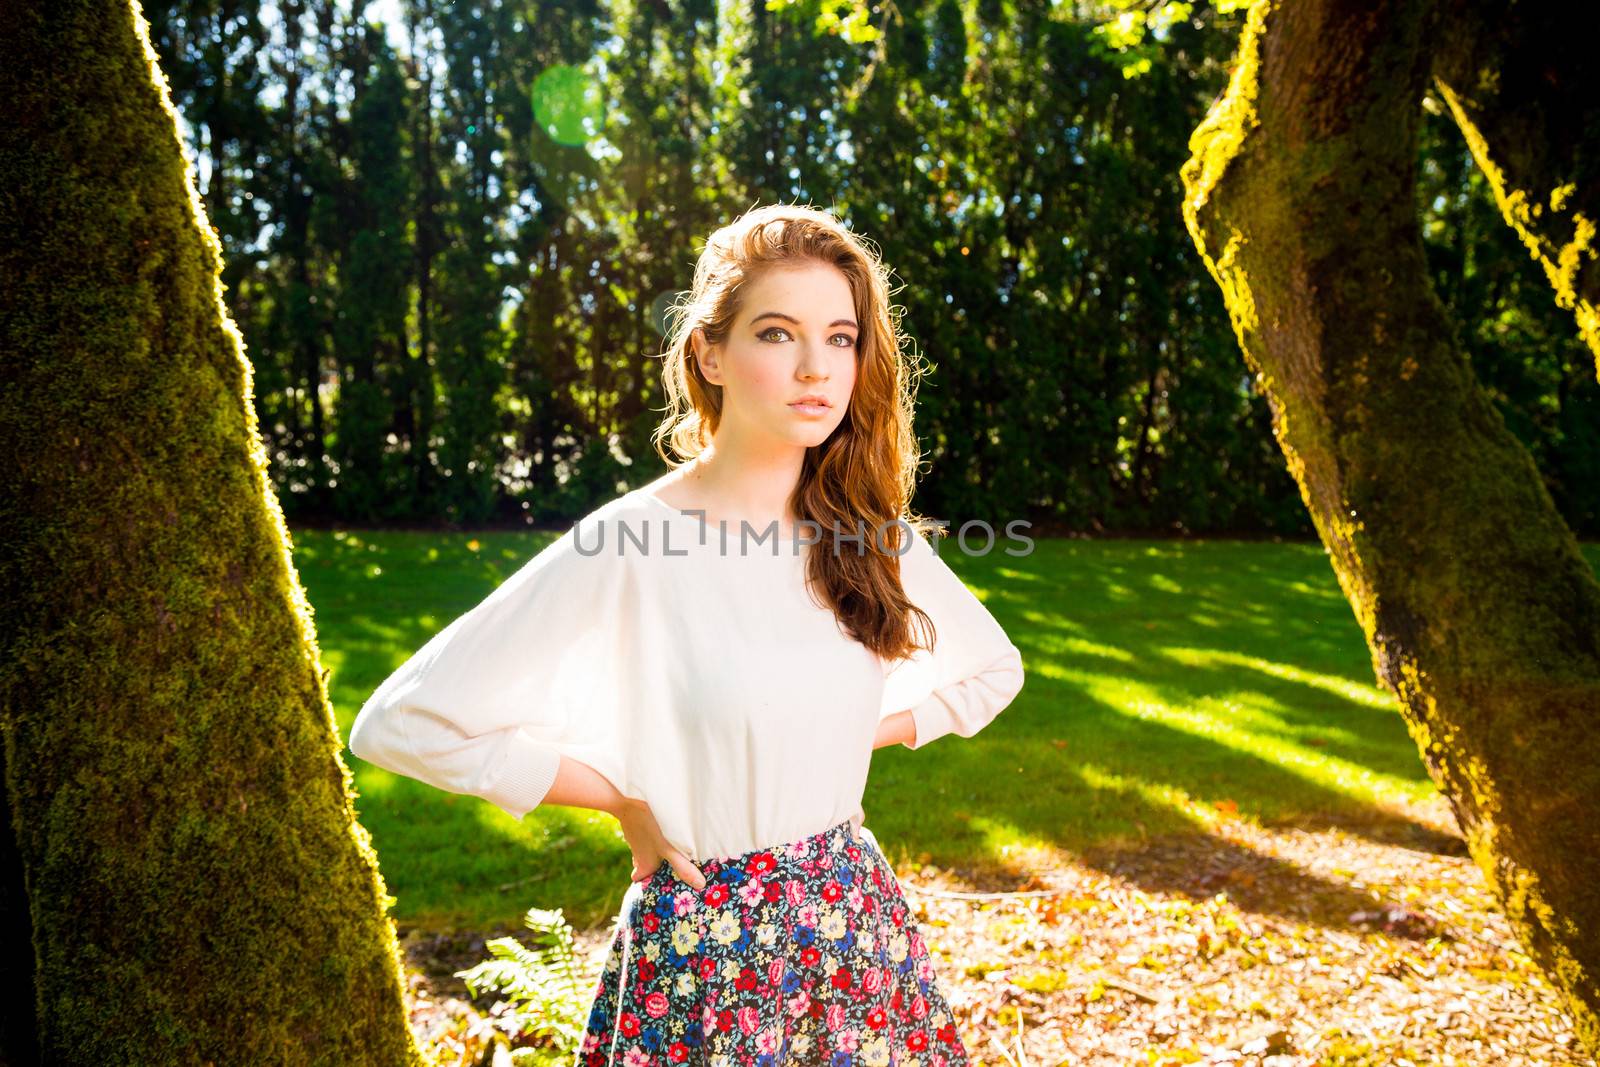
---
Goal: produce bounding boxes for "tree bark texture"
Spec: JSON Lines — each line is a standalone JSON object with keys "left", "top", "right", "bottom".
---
{"left": 0, "top": 2, "right": 423, "bottom": 1062}
{"left": 1180, "top": 0, "right": 1600, "bottom": 1055}
{"left": 1430, "top": 0, "right": 1600, "bottom": 379}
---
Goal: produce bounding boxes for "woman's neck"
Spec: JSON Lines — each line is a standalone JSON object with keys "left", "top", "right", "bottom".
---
{"left": 662, "top": 445, "right": 805, "bottom": 530}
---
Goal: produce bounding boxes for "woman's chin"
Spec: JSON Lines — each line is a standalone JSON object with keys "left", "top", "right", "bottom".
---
{"left": 796, "top": 427, "right": 840, "bottom": 448}
{"left": 768, "top": 421, "right": 840, "bottom": 448}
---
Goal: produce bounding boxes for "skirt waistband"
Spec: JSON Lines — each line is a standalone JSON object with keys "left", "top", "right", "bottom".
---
{"left": 690, "top": 816, "right": 869, "bottom": 872}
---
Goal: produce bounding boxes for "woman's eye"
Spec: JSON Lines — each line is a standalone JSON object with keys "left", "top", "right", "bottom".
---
{"left": 757, "top": 326, "right": 856, "bottom": 347}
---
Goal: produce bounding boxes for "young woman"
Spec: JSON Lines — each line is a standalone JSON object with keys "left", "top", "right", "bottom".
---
{"left": 348, "top": 203, "right": 1026, "bottom": 1066}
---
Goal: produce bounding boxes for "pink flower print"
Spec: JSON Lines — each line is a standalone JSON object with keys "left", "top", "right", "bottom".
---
{"left": 785, "top": 879, "right": 807, "bottom": 906}
{"left": 826, "top": 1003, "right": 846, "bottom": 1031}
{"left": 768, "top": 957, "right": 786, "bottom": 987}
{"left": 862, "top": 967, "right": 883, "bottom": 994}
{"left": 737, "top": 1006, "right": 761, "bottom": 1035}
{"left": 837, "top": 1028, "right": 860, "bottom": 1052}
{"left": 623, "top": 1049, "right": 652, "bottom": 1067}
{"left": 786, "top": 989, "right": 811, "bottom": 1019}
{"left": 910, "top": 993, "right": 929, "bottom": 1019}
{"left": 737, "top": 880, "right": 766, "bottom": 908}
{"left": 645, "top": 991, "right": 670, "bottom": 1018}
{"left": 756, "top": 1027, "right": 783, "bottom": 1055}
{"left": 672, "top": 890, "right": 697, "bottom": 915}
{"left": 796, "top": 902, "right": 819, "bottom": 927}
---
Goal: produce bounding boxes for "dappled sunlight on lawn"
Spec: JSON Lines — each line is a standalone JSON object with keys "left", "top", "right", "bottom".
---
{"left": 1166, "top": 647, "right": 1396, "bottom": 711}
{"left": 1102, "top": 679, "right": 1431, "bottom": 812}
{"left": 1074, "top": 762, "right": 1227, "bottom": 840}
{"left": 962, "top": 812, "right": 1068, "bottom": 872}
{"left": 1022, "top": 630, "right": 1135, "bottom": 663}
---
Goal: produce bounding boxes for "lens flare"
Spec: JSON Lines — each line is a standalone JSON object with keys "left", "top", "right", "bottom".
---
{"left": 531, "top": 64, "right": 605, "bottom": 146}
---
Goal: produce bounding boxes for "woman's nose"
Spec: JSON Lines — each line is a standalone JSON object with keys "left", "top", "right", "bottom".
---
{"left": 798, "top": 347, "right": 830, "bottom": 379}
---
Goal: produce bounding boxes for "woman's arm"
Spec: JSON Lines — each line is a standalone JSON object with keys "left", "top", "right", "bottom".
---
{"left": 876, "top": 528, "right": 1027, "bottom": 750}
{"left": 542, "top": 753, "right": 629, "bottom": 814}
{"left": 872, "top": 709, "right": 917, "bottom": 750}
{"left": 347, "top": 515, "right": 640, "bottom": 821}
{"left": 543, "top": 755, "right": 707, "bottom": 889}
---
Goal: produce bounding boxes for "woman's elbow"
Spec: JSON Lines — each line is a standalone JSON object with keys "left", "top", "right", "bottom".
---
{"left": 347, "top": 698, "right": 408, "bottom": 772}
{"left": 994, "top": 643, "right": 1026, "bottom": 706}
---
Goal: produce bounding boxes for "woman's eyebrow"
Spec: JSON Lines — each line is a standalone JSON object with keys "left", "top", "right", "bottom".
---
{"left": 750, "top": 311, "right": 859, "bottom": 330}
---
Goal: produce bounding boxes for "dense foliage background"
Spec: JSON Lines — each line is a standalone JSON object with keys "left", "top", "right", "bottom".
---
{"left": 143, "top": 0, "right": 1599, "bottom": 533}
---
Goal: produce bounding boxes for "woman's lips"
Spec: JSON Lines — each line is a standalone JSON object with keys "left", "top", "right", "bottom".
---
{"left": 788, "top": 402, "right": 830, "bottom": 416}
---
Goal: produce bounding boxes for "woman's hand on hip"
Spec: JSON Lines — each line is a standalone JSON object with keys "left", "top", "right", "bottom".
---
{"left": 614, "top": 797, "right": 707, "bottom": 890}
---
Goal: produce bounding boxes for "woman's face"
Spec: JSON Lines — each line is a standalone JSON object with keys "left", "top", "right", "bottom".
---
{"left": 693, "top": 260, "right": 859, "bottom": 449}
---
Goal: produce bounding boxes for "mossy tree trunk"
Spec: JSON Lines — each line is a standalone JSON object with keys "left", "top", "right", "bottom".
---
{"left": 1180, "top": 0, "right": 1600, "bottom": 1056}
{"left": 1430, "top": 0, "right": 1600, "bottom": 378}
{"left": 0, "top": 2, "right": 422, "bottom": 1063}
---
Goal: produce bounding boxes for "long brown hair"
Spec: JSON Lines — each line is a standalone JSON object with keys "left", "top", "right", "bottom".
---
{"left": 652, "top": 203, "right": 938, "bottom": 663}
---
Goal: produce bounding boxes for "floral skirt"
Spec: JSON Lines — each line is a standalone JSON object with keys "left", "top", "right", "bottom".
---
{"left": 575, "top": 817, "right": 969, "bottom": 1067}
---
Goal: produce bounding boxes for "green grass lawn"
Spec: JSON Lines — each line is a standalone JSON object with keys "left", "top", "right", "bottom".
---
{"left": 296, "top": 527, "right": 1600, "bottom": 934}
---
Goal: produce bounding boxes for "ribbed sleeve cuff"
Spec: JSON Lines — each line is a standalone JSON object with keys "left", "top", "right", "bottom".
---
{"left": 481, "top": 728, "right": 564, "bottom": 819}
{"left": 907, "top": 694, "right": 960, "bottom": 751}
{"left": 905, "top": 644, "right": 1026, "bottom": 750}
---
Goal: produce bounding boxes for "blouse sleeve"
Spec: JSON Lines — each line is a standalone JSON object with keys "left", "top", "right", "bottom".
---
{"left": 879, "top": 527, "right": 1026, "bottom": 749}
{"left": 346, "top": 515, "right": 637, "bottom": 820}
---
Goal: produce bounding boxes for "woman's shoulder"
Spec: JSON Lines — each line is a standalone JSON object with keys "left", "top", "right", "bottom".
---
{"left": 544, "top": 487, "right": 678, "bottom": 570}
{"left": 571, "top": 486, "right": 660, "bottom": 531}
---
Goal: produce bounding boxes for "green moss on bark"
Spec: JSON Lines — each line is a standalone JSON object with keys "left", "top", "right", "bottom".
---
{"left": 1180, "top": 0, "right": 1600, "bottom": 1057}
{"left": 0, "top": 2, "right": 422, "bottom": 1062}
{"left": 1429, "top": 0, "right": 1600, "bottom": 380}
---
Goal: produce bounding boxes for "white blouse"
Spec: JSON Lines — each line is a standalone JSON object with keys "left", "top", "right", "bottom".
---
{"left": 346, "top": 485, "right": 1026, "bottom": 863}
